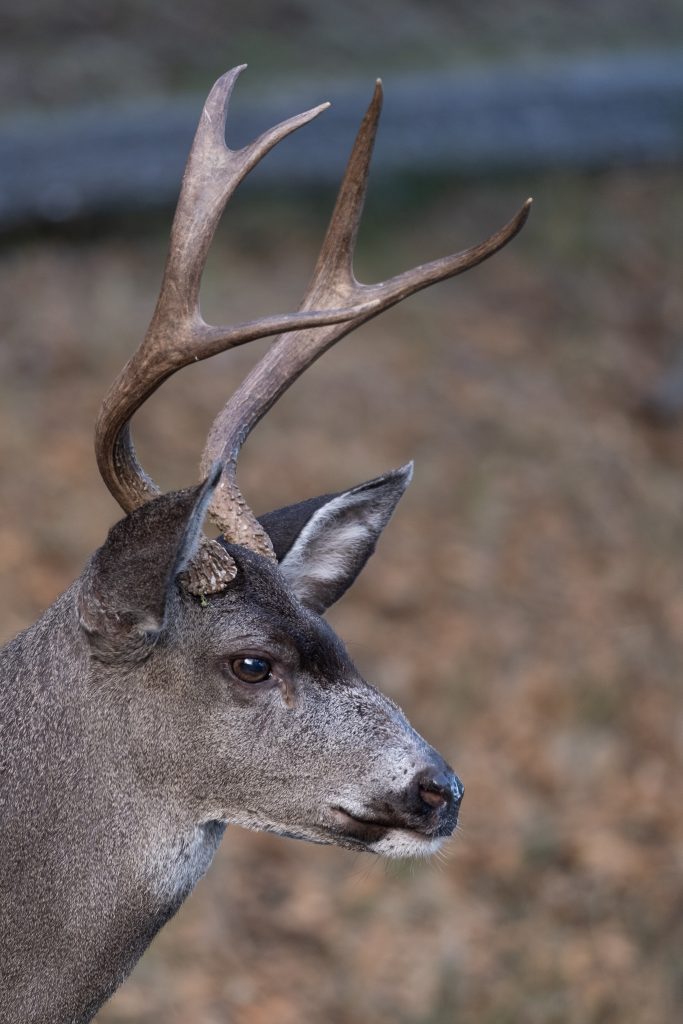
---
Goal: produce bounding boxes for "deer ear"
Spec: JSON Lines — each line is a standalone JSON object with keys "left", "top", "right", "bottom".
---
{"left": 78, "top": 467, "right": 221, "bottom": 662}
{"left": 259, "top": 464, "right": 413, "bottom": 614}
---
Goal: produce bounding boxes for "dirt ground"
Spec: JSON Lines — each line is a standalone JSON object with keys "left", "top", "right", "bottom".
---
{"left": 1, "top": 167, "right": 683, "bottom": 1023}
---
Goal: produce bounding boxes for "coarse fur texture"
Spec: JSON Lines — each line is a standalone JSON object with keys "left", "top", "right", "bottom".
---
{"left": 0, "top": 466, "right": 462, "bottom": 1024}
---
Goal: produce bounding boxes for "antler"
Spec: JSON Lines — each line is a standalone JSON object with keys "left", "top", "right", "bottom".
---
{"left": 96, "top": 66, "right": 531, "bottom": 596}
{"left": 95, "top": 66, "right": 381, "bottom": 517}
{"left": 199, "top": 79, "right": 532, "bottom": 557}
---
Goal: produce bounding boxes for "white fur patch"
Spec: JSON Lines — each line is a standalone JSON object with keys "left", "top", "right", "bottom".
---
{"left": 277, "top": 466, "right": 412, "bottom": 609}
{"left": 147, "top": 822, "right": 225, "bottom": 905}
{"left": 287, "top": 521, "right": 369, "bottom": 585}
{"left": 370, "top": 831, "right": 446, "bottom": 859}
{"left": 279, "top": 493, "right": 374, "bottom": 602}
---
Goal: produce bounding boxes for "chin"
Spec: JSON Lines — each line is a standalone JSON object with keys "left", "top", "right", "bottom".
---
{"left": 367, "top": 830, "right": 448, "bottom": 859}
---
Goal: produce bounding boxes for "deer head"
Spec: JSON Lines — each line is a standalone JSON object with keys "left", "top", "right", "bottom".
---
{"left": 0, "top": 66, "right": 530, "bottom": 1022}
{"left": 82, "top": 66, "right": 529, "bottom": 859}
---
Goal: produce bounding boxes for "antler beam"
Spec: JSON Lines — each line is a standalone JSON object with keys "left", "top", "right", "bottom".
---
{"left": 199, "top": 79, "right": 532, "bottom": 556}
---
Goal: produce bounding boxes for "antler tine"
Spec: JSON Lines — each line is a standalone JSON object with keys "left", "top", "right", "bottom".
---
{"left": 95, "top": 66, "right": 382, "bottom": 515}
{"left": 306, "top": 78, "right": 384, "bottom": 295}
{"left": 200, "top": 80, "right": 531, "bottom": 556}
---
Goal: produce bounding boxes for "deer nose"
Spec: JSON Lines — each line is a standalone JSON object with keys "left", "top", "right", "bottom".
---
{"left": 415, "top": 767, "right": 463, "bottom": 814}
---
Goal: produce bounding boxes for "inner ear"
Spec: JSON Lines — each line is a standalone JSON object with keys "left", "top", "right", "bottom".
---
{"left": 272, "top": 464, "right": 412, "bottom": 614}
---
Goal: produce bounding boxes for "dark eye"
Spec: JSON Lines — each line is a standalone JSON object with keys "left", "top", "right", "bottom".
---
{"left": 231, "top": 656, "right": 273, "bottom": 684}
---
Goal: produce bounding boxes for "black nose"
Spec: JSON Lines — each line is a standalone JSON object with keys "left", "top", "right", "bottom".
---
{"left": 415, "top": 767, "right": 463, "bottom": 814}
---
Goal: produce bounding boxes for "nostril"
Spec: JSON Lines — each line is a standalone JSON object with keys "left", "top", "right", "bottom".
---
{"left": 417, "top": 769, "right": 454, "bottom": 812}
{"left": 419, "top": 785, "right": 448, "bottom": 809}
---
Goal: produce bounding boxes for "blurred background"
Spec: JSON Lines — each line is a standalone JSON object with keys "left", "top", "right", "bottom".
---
{"left": 2, "top": 3, "right": 683, "bottom": 1022}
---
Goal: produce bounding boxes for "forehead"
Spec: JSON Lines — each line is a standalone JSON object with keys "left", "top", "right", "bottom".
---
{"left": 196, "top": 545, "right": 350, "bottom": 670}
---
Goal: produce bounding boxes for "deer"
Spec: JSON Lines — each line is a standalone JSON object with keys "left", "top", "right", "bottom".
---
{"left": 0, "top": 66, "right": 530, "bottom": 1023}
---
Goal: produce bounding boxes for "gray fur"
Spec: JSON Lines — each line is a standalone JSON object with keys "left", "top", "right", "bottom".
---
{"left": 0, "top": 467, "right": 461, "bottom": 1023}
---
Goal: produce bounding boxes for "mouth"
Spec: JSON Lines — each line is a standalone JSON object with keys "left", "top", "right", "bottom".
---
{"left": 234, "top": 805, "right": 454, "bottom": 858}
{"left": 329, "top": 806, "right": 394, "bottom": 845}
{"left": 326, "top": 806, "right": 452, "bottom": 857}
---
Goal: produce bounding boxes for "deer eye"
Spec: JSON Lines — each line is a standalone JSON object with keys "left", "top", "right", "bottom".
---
{"left": 231, "top": 656, "right": 273, "bottom": 684}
